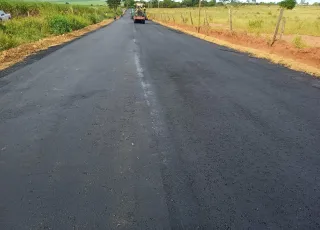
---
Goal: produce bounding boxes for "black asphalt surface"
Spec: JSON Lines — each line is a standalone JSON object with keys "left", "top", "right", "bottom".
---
{"left": 1, "top": 12, "right": 320, "bottom": 229}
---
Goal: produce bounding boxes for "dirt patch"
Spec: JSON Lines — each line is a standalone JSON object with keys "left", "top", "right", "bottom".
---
{"left": 0, "top": 19, "right": 113, "bottom": 71}
{"left": 209, "top": 23, "right": 320, "bottom": 48}
{"left": 155, "top": 20, "right": 320, "bottom": 76}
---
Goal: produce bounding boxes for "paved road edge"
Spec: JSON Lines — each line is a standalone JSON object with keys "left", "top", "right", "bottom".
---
{"left": 152, "top": 19, "right": 320, "bottom": 77}
{"left": 0, "top": 19, "right": 115, "bottom": 73}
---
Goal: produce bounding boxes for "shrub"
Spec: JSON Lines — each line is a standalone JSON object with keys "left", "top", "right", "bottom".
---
{"left": 248, "top": 19, "right": 263, "bottom": 29}
{"left": 86, "top": 14, "right": 104, "bottom": 24}
{"left": 67, "top": 15, "right": 90, "bottom": 30}
{"left": 292, "top": 36, "right": 306, "bottom": 49}
{"left": 0, "top": 31, "right": 19, "bottom": 51}
{"left": 47, "top": 15, "right": 72, "bottom": 35}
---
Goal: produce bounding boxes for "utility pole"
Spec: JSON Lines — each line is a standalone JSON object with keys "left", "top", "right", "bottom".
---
{"left": 158, "top": 0, "right": 160, "bottom": 8}
{"left": 197, "top": 0, "right": 201, "bottom": 32}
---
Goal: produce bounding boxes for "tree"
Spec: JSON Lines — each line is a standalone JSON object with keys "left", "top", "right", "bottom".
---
{"left": 279, "top": 0, "right": 296, "bottom": 9}
{"left": 151, "top": 0, "right": 159, "bottom": 8}
{"left": 181, "top": 0, "right": 194, "bottom": 7}
{"left": 163, "top": 0, "right": 176, "bottom": 7}
{"left": 106, "top": 0, "right": 121, "bottom": 11}
{"left": 208, "top": 0, "right": 216, "bottom": 6}
{"left": 271, "top": 0, "right": 296, "bottom": 45}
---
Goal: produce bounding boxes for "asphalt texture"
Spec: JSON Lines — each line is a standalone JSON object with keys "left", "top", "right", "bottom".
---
{"left": 1, "top": 12, "right": 320, "bottom": 230}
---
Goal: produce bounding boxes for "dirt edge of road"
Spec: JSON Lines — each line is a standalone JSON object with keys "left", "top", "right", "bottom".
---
{"left": 0, "top": 19, "right": 114, "bottom": 71}
{"left": 153, "top": 20, "right": 320, "bottom": 77}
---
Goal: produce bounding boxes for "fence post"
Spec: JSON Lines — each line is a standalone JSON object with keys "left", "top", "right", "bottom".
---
{"left": 271, "top": 7, "right": 284, "bottom": 46}
{"left": 229, "top": 8, "right": 233, "bottom": 31}
{"left": 197, "top": 0, "right": 202, "bottom": 32}
{"left": 190, "top": 12, "right": 194, "bottom": 26}
{"left": 280, "top": 17, "right": 286, "bottom": 40}
{"left": 205, "top": 10, "right": 209, "bottom": 26}
{"left": 181, "top": 13, "right": 184, "bottom": 24}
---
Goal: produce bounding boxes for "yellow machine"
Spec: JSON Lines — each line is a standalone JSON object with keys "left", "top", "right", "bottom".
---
{"left": 133, "top": 2, "right": 146, "bottom": 24}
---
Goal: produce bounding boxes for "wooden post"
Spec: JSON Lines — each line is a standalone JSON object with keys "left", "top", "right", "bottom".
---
{"left": 181, "top": 13, "right": 184, "bottom": 24}
{"left": 190, "top": 12, "right": 194, "bottom": 26}
{"left": 205, "top": 10, "right": 209, "bottom": 26}
{"left": 271, "top": 7, "right": 284, "bottom": 46}
{"left": 229, "top": 8, "right": 233, "bottom": 31}
{"left": 280, "top": 17, "right": 286, "bottom": 40}
{"left": 197, "top": 0, "right": 202, "bottom": 32}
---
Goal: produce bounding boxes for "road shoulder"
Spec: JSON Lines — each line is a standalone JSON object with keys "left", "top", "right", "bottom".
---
{"left": 152, "top": 19, "right": 320, "bottom": 77}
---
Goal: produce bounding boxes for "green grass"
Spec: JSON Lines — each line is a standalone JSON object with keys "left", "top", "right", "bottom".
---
{"left": 0, "top": 0, "right": 120, "bottom": 51}
{"left": 148, "top": 6, "right": 320, "bottom": 36}
{"left": 3, "top": 0, "right": 107, "bottom": 6}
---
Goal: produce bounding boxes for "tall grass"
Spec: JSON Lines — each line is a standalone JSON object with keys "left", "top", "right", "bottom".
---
{"left": 0, "top": 0, "right": 120, "bottom": 51}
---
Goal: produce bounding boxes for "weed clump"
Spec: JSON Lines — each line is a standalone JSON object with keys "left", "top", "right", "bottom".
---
{"left": 47, "top": 15, "right": 72, "bottom": 35}
{"left": 292, "top": 35, "right": 306, "bottom": 49}
{"left": 248, "top": 19, "right": 263, "bottom": 29}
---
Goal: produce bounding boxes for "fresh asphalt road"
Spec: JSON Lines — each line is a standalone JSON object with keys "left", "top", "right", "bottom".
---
{"left": 1, "top": 13, "right": 320, "bottom": 230}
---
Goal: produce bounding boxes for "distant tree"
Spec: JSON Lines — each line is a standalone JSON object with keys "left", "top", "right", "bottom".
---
{"left": 163, "top": 0, "right": 177, "bottom": 7}
{"left": 279, "top": 0, "right": 296, "bottom": 9}
{"left": 128, "top": 0, "right": 135, "bottom": 7}
{"left": 209, "top": 0, "right": 216, "bottom": 6}
{"left": 106, "top": 0, "right": 121, "bottom": 11}
{"left": 202, "top": 0, "right": 209, "bottom": 6}
{"left": 181, "top": 0, "right": 194, "bottom": 7}
{"left": 151, "top": 0, "right": 159, "bottom": 8}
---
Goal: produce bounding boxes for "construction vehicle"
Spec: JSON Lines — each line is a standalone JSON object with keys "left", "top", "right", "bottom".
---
{"left": 133, "top": 2, "right": 146, "bottom": 24}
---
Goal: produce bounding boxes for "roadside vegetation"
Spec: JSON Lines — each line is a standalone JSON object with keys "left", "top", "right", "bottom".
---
{"left": 0, "top": 0, "right": 121, "bottom": 51}
{"left": 148, "top": 5, "right": 320, "bottom": 37}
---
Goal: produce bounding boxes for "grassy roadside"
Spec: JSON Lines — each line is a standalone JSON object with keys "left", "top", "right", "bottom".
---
{"left": 0, "top": 0, "right": 121, "bottom": 51}
{"left": 148, "top": 6, "right": 320, "bottom": 37}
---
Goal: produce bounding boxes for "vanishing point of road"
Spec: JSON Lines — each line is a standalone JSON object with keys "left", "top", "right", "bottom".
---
{"left": 1, "top": 13, "right": 320, "bottom": 229}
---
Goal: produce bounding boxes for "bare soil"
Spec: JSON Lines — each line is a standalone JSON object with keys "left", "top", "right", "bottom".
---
{"left": 209, "top": 23, "right": 320, "bottom": 48}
